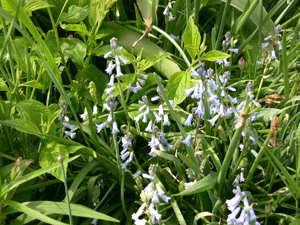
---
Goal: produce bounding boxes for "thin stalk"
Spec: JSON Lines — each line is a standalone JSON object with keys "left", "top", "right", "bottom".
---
{"left": 282, "top": 30, "right": 289, "bottom": 99}
{"left": 46, "top": 5, "right": 73, "bottom": 83}
{"left": 117, "top": 78, "right": 131, "bottom": 129}
{"left": 152, "top": 25, "right": 196, "bottom": 73}
{"left": 59, "top": 155, "right": 73, "bottom": 225}
{"left": 185, "top": 0, "right": 191, "bottom": 24}
{"left": 194, "top": 0, "right": 200, "bottom": 26}
{"left": 296, "top": 122, "right": 300, "bottom": 214}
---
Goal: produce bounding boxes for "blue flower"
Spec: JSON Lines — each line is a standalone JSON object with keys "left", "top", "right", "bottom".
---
{"left": 111, "top": 121, "right": 120, "bottom": 134}
{"left": 183, "top": 114, "right": 193, "bottom": 126}
{"left": 182, "top": 134, "right": 192, "bottom": 147}
{"left": 65, "top": 131, "right": 76, "bottom": 139}
{"left": 95, "top": 122, "right": 107, "bottom": 133}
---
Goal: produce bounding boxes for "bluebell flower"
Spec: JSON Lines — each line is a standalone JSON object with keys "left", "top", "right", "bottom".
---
{"left": 271, "top": 50, "right": 277, "bottom": 59}
{"left": 170, "top": 34, "right": 178, "bottom": 41}
{"left": 229, "top": 48, "right": 239, "bottom": 54}
{"left": 182, "top": 134, "right": 192, "bottom": 147}
{"left": 223, "top": 59, "right": 230, "bottom": 67}
{"left": 145, "top": 120, "right": 153, "bottom": 132}
{"left": 134, "top": 113, "right": 143, "bottom": 123}
{"left": 133, "top": 170, "right": 141, "bottom": 179}
{"left": 227, "top": 207, "right": 240, "bottom": 224}
{"left": 183, "top": 114, "right": 193, "bottom": 126}
{"left": 93, "top": 105, "right": 98, "bottom": 115}
{"left": 107, "top": 74, "right": 115, "bottom": 87}
{"left": 151, "top": 96, "right": 160, "bottom": 101}
{"left": 137, "top": 78, "right": 146, "bottom": 86}
{"left": 228, "top": 95, "right": 237, "bottom": 104}
{"left": 105, "top": 61, "right": 115, "bottom": 75}
{"left": 148, "top": 203, "right": 162, "bottom": 224}
{"left": 127, "top": 86, "right": 139, "bottom": 93}
{"left": 111, "top": 121, "right": 120, "bottom": 134}
{"left": 208, "top": 113, "right": 220, "bottom": 126}
{"left": 183, "top": 180, "right": 196, "bottom": 189}
{"left": 163, "top": 114, "right": 171, "bottom": 126}
{"left": 132, "top": 203, "right": 146, "bottom": 221}
{"left": 151, "top": 191, "right": 160, "bottom": 203}
{"left": 95, "top": 122, "right": 107, "bottom": 133}
{"left": 262, "top": 42, "right": 269, "bottom": 48}
{"left": 105, "top": 86, "right": 115, "bottom": 95}
{"left": 278, "top": 40, "right": 282, "bottom": 50}
{"left": 64, "top": 123, "right": 75, "bottom": 130}
{"left": 208, "top": 79, "right": 219, "bottom": 91}
{"left": 264, "top": 35, "right": 272, "bottom": 41}
{"left": 158, "top": 104, "right": 164, "bottom": 116}
{"left": 106, "top": 113, "right": 113, "bottom": 122}
{"left": 80, "top": 110, "right": 88, "bottom": 121}
{"left": 65, "top": 131, "right": 76, "bottom": 139}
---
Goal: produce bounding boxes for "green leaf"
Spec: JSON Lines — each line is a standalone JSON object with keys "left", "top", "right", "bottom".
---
{"left": 19, "top": 80, "right": 43, "bottom": 89}
{"left": 66, "top": 145, "right": 96, "bottom": 158}
{"left": 182, "top": 16, "right": 201, "bottom": 59}
{"left": 60, "top": 23, "right": 90, "bottom": 36}
{"left": 200, "top": 50, "right": 230, "bottom": 62}
{"left": 173, "top": 171, "right": 218, "bottom": 196}
{"left": 3, "top": 200, "right": 68, "bottom": 225}
{"left": 6, "top": 201, "right": 119, "bottom": 224}
{"left": 139, "top": 55, "right": 168, "bottom": 73}
{"left": 60, "top": 5, "right": 90, "bottom": 24}
{"left": 39, "top": 141, "right": 69, "bottom": 181}
{"left": 61, "top": 38, "right": 87, "bottom": 68}
{"left": 166, "top": 71, "right": 190, "bottom": 105}
{"left": 0, "top": 78, "right": 9, "bottom": 91}
{"left": 16, "top": 100, "right": 52, "bottom": 133}
{"left": 1, "top": 155, "right": 80, "bottom": 197}
{"left": 23, "top": 0, "right": 53, "bottom": 12}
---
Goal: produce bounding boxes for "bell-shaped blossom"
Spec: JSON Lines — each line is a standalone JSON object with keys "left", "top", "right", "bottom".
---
{"left": 111, "top": 121, "right": 120, "bottom": 134}
{"left": 163, "top": 114, "right": 171, "bottom": 126}
{"left": 65, "top": 131, "right": 76, "bottom": 139}
{"left": 182, "top": 134, "right": 192, "bottom": 147}
{"left": 95, "top": 122, "right": 107, "bottom": 133}
{"left": 183, "top": 114, "right": 193, "bottom": 126}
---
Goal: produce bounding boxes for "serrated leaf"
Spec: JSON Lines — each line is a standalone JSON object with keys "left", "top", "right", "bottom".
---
{"left": 19, "top": 80, "right": 43, "bottom": 89}
{"left": 23, "top": 0, "right": 53, "bottom": 12}
{"left": 173, "top": 171, "right": 218, "bottom": 196}
{"left": 60, "top": 23, "right": 90, "bottom": 36}
{"left": 200, "top": 50, "right": 230, "bottom": 61}
{"left": 166, "top": 71, "right": 190, "bottom": 105}
{"left": 39, "top": 141, "right": 69, "bottom": 181}
{"left": 60, "top": 5, "right": 90, "bottom": 23}
{"left": 182, "top": 16, "right": 201, "bottom": 59}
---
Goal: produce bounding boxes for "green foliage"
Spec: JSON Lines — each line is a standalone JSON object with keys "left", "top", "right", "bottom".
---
{"left": 0, "top": 0, "right": 299, "bottom": 224}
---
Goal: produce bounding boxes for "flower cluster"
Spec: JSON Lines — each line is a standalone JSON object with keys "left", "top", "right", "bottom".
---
{"left": 120, "top": 132, "right": 134, "bottom": 170}
{"left": 132, "top": 164, "right": 171, "bottom": 224}
{"left": 163, "top": 1, "right": 176, "bottom": 21}
{"left": 258, "top": 25, "right": 282, "bottom": 64}
{"left": 226, "top": 186, "right": 259, "bottom": 225}
{"left": 59, "top": 100, "right": 76, "bottom": 139}
{"left": 184, "top": 62, "right": 237, "bottom": 128}
{"left": 127, "top": 73, "right": 149, "bottom": 93}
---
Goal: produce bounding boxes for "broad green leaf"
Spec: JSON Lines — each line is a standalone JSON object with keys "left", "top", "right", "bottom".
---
{"left": 178, "top": 152, "right": 202, "bottom": 175}
{"left": 60, "top": 5, "right": 90, "bottom": 24}
{"left": 19, "top": 80, "right": 43, "bottom": 89}
{"left": 173, "top": 171, "right": 218, "bottom": 196}
{"left": 60, "top": 23, "right": 90, "bottom": 36}
{"left": 66, "top": 145, "right": 96, "bottom": 158}
{"left": 166, "top": 71, "right": 190, "bottom": 105}
{"left": 39, "top": 141, "right": 69, "bottom": 181}
{"left": 3, "top": 200, "right": 68, "bottom": 225}
{"left": 16, "top": 100, "right": 52, "bottom": 133}
{"left": 6, "top": 201, "right": 119, "bottom": 224}
{"left": 61, "top": 38, "right": 87, "bottom": 68}
{"left": 139, "top": 55, "right": 168, "bottom": 73}
{"left": 200, "top": 50, "right": 230, "bottom": 62}
{"left": 23, "top": 0, "right": 53, "bottom": 12}
{"left": 0, "top": 78, "right": 9, "bottom": 91}
{"left": 182, "top": 16, "right": 201, "bottom": 59}
{"left": 170, "top": 198, "right": 187, "bottom": 225}
{"left": 1, "top": 155, "right": 80, "bottom": 197}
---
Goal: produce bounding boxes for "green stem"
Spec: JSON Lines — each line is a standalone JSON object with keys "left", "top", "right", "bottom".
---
{"left": 117, "top": 78, "right": 131, "bottom": 129}
{"left": 59, "top": 157, "right": 73, "bottom": 225}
